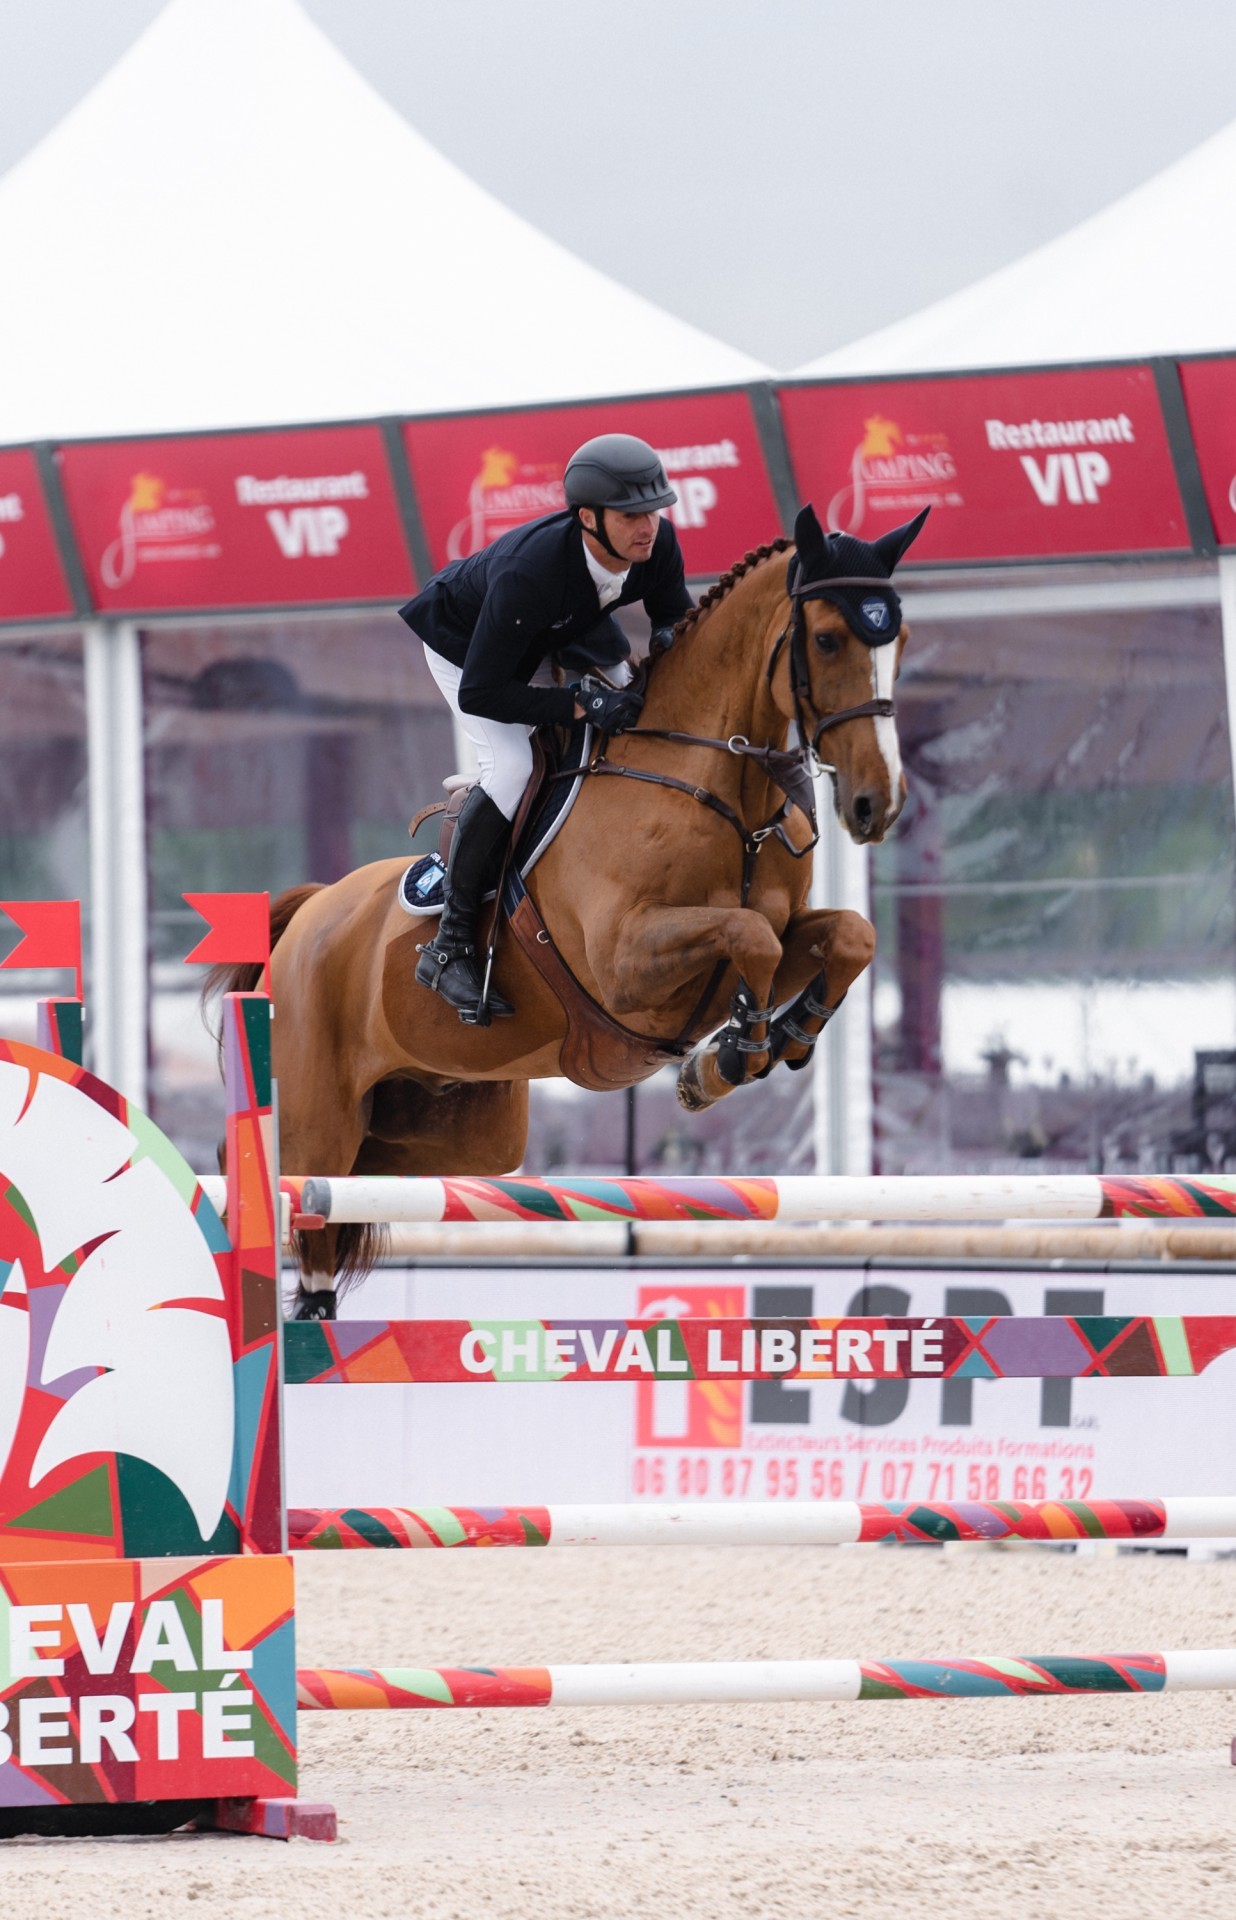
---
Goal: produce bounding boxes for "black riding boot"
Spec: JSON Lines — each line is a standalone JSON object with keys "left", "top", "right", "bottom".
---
{"left": 414, "top": 786, "right": 515, "bottom": 1019}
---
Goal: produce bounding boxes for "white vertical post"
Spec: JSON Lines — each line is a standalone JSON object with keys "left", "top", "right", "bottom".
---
{"left": 811, "top": 781, "right": 874, "bottom": 1177}
{"left": 85, "top": 620, "right": 147, "bottom": 1106}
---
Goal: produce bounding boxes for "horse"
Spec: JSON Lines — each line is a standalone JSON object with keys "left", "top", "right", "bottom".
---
{"left": 206, "top": 502, "right": 928, "bottom": 1315}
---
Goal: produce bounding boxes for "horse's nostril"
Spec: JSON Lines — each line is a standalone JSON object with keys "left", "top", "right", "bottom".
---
{"left": 854, "top": 794, "right": 873, "bottom": 824}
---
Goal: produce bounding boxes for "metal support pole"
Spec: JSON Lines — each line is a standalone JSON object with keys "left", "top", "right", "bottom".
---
{"left": 85, "top": 620, "right": 147, "bottom": 1105}
{"left": 811, "top": 778, "right": 873, "bottom": 1177}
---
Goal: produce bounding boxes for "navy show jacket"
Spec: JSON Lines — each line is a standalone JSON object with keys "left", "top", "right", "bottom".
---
{"left": 398, "top": 510, "right": 692, "bottom": 728}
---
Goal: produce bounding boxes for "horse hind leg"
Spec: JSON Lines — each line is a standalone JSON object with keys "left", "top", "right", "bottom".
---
{"left": 289, "top": 1223, "right": 384, "bottom": 1319}
{"left": 291, "top": 1077, "right": 530, "bottom": 1318}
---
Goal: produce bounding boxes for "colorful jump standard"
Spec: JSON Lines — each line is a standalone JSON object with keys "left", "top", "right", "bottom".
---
{"left": 286, "top": 1496, "right": 1236, "bottom": 1551}
{"left": 0, "top": 897, "right": 331, "bottom": 1843}
{"left": 296, "top": 1651, "right": 1236, "bottom": 1710}
{"left": 12, "top": 892, "right": 1236, "bottom": 1836}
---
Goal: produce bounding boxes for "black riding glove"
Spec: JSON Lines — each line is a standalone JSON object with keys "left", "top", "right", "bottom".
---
{"left": 578, "top": 675, "right": 644, "bottom": 734}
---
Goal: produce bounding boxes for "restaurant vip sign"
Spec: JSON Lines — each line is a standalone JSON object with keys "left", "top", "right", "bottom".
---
{"left": 777, "top": 365, "right": 1191, "bottom": 562}
{"left": 402, "top": 390, "right": 783, "bottom": 576}
{"left": 58, "top": 426, "right": 416, "bottom": 614}
{"left": 0, "top": 450, "right": 75, "bottom": 623}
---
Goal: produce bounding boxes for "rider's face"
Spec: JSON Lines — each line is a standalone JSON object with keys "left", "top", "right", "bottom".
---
{"left": 582, "top": 508, "right": 660, "bottom": 568}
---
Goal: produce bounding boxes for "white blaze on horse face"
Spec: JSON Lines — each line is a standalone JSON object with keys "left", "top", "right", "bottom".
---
{"left": 0, "top": 1062, "right": 234, "bottom": 1539}
{"left": 869, "top": 643, "right": 901, "bottom": 799}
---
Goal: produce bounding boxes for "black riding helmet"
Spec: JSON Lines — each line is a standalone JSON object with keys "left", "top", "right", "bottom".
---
{"left": 564, "top": 434, "right": 677, "bottom": 557}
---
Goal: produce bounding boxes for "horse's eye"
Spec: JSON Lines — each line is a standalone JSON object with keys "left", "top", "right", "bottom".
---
{"left": 814, "top": 629, "right": 842, "bottom": 656}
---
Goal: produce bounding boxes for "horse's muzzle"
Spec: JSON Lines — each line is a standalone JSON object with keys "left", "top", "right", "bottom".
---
{"left": 845, "top": 786, "right": 899, "bottom": 843}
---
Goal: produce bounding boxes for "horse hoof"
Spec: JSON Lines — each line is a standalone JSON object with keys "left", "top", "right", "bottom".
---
{"left": 676, "top": 1054, "right": 713, "bottom": 1113}
{"left": 291, "top": 1288, "right": 338, "bottom": 1321}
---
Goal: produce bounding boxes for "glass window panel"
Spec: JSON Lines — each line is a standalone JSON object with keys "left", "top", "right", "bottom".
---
{"left": 871, "top": 600, "right": 1235, "bottom": 1172}
{"left": 0, "top": 631, "right": 87, "bottom": 1045}
{"left": 143, "top": 613, "right": 455, "bottom": 1162}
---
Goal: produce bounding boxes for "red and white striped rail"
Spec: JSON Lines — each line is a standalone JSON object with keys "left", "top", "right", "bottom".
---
{"left": 197, "top": 1171, "right": 1236, "bottom": 1229}
{"left": 296, "top": 1649, "right": 1236, "bottom": 1710}
{"left": 286, "top": 1495, "right": 1236, "bottom": 1552}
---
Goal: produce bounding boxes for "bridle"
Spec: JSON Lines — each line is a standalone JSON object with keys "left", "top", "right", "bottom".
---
{"left": 768, "top": 554, "right": 899, "bottom": 767}
{"left": 532, "top": 555, "right": 904, "bottom": 1056}
{"left": 562, "top": 557, "right": 902, "bottom": 909}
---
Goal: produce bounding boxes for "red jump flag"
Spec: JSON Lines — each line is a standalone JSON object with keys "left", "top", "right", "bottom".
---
{"left": 0, "top": 899, "right": 83, "bottom": 999}
{"left": 184, "top": 892, "right": 271, "bottom": 989}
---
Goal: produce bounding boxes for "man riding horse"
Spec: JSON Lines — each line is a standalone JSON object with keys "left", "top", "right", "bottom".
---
{"left": 400, "top": 433, "right": 691, "bottom": 1022}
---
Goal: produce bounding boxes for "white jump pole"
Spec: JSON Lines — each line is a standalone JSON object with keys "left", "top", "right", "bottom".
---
{"left": 200, "top": 1171, "right": 1236, "bottom": 1227}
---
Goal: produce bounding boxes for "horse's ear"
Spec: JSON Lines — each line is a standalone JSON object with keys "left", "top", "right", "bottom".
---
{"left": 793, "top": 503, "right": 827, "bottom": 568}
{"left": 871, "top": 506, "right": 930, "bottom": 574}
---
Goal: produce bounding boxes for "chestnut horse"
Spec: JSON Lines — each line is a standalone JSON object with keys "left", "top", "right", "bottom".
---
{"left": 209, "top": 504, "right": 926, "bottom": 1315}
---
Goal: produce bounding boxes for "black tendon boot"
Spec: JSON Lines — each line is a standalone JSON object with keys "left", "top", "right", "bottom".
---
{"left": 414, "top": 786, "right": 515, "bottom": 1019}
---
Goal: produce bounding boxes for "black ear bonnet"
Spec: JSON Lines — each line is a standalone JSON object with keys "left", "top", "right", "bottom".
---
{"left": 790, "top": 504, "right": 930, "bottom": 646}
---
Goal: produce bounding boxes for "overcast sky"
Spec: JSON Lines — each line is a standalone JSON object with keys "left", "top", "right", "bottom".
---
{"left": 2, "top": 0, "right": 1235, "bottom": 369}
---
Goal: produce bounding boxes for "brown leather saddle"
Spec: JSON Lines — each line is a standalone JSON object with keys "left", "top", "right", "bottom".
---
{"left": 405, "top": 733, "right": 688, "bottom": 1092}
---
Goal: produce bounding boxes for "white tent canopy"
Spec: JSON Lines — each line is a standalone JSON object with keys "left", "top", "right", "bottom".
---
{"left": 0, "top": 0, "right": 765, "bottom": 443}
{"left": 799, "top": 118, "right": 1236, "bottom": 375}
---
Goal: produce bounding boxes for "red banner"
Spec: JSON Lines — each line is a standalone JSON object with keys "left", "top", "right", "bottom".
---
{"left": 0, "top": 450, "right": 74, "bottom": 622}
{"left": 777, "top": 366, "right": 1190, "bottom": 562}
{"left": 183, "top": 891, "right": 271, "bottom": 971}
{"left": 0, "top": 899, "right": 82, "bottom": 997}
{"left": 58, "top": 426, "right": 415, "bottom": 613}
{"left": 403, "top": 391, "right": 782, "bottom": 576}
{"left": 1178, "top": 357, "right": 1236, "bottom": 548}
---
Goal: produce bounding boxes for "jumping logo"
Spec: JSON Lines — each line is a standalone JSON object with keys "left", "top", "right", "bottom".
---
{"left": 100, "top": 472, "right": 218, "bottom": 588}
{"left": 828, "top": 415, "right": 961, "bottom": 534}
{"left": 447, "top": 447, "right": 564, "bottom": 559}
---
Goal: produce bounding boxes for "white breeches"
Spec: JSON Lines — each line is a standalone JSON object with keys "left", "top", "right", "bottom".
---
{"left": 423, "top": 646, "right": 534, "bottom": 821}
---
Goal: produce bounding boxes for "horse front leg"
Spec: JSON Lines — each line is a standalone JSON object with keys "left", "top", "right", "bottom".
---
{"left": 594, "top": 903, "right": 785, "bottom": 1114}
{"left": 674, "top": 905, "right": 873, "bottom": 1110}
{"left": 762, "top": 906, "right": 875, "bottom": 1074}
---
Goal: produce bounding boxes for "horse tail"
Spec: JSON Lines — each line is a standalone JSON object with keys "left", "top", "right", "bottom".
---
{"left": 200, "top": 882, "right": 325, "bottom": 1036}
{"left": 292, "top": 1220, "right": 389, "bottom": 1303}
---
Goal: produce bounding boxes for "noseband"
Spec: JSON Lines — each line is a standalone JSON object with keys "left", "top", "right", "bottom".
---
{"left": 769, "top": 557, "right": 898, "bottom": 765}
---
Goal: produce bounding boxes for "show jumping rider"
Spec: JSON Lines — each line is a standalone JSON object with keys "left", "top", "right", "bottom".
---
{"left": 398, "top": 433, "right": 692, "bottom": 1021}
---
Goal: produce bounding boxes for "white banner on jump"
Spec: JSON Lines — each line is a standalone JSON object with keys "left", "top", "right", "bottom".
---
{"left": 283, "top": 1265, "right": 1236, "bottom": 1512}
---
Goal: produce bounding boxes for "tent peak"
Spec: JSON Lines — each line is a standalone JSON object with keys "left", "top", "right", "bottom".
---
{"left": 0, "top": 0, "right": 764, "bottom": 441}
{"left": 797, "top": 114, "right": 1236, "bottom": 376}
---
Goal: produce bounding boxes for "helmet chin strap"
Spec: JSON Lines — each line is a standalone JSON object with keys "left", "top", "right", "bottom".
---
{"left": 579, "top": 506, "right": 623, "bottom": 562}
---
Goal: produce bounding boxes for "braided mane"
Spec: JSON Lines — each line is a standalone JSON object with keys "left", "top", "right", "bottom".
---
{"left": 651, "top": 538, "right": 793, "bottom": 658}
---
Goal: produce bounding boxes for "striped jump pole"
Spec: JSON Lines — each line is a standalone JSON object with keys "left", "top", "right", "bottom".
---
{"left": 296, "top": 1650, "right": 1236, "bottom": 1711}
{"left": 286, "top": 1495, "right": 1236, "bottom": 1551}
{"left": 263, "top": 1171, "right": 1236, "bottom": 1228}
{"left": 283, "top": 1312, "right": 1236, "bottom": 1385}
